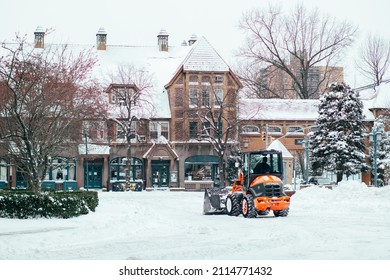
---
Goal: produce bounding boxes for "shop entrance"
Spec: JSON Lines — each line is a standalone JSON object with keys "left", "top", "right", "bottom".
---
{"left": 84, "top": 160, "right": 103, "bottom": 189}
{"left": 151, "top": 160, "right": 170, "bottom": 188}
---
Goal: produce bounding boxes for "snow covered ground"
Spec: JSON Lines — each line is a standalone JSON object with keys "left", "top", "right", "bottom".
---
{"left": 1, "top": 180, "right": 390, "bottom": 260}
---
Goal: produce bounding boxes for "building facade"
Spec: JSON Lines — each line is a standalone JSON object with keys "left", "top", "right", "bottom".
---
{"left": 238, "top": 85, "right": 390, "bottom": 185}
{"left": 0, "top": 27, "right": 242, "bottom": 191}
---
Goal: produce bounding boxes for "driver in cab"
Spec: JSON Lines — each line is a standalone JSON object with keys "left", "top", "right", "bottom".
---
{"left": 253, "top": 156, "right": 271, "bottom": 174}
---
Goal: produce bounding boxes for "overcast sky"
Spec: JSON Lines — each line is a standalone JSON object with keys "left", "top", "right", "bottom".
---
{"left": 1, "top": 0, "right": 390, "bottom": 87}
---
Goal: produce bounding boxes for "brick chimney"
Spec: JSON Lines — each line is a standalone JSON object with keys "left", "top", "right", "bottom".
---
{"left": 188, "top": 34, "right": 198, "bottom": 46}
{"left": 157, "top": 29, "right": 169, "bottom": 52}
{"left": 96, "top": 27, "right": 107, "bottom": 50}
{"left": 34, "top": 26, "right": 45, "bottom": 48}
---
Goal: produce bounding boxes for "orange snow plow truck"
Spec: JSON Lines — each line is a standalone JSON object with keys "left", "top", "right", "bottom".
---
{"left": 203, "top": 150, "right": 291, "bottom": 218}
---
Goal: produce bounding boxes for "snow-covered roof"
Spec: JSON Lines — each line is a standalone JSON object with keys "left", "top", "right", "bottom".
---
{"left": 34, "top": 26, "right": 45, "bottom": 33}
{"left": 239, "top": 98, "right": 375, "bottom": 122}
{"left": 93, "top": 44, "right": 192, "bottom": 119}
{"left": 1, "top": 36, "right": 233, "bottom": 119}
{"left": 92, "top": 36, "right": 231, "bottom": 118}
{"left": 239, "top": 99, "right": 319, "bottom": 121}
{"left": 370, "top": 82, "right": 390, "bottom": 109}
{"left": 267, "top": 139, "right": 293, "bottom": 158}
{"left": 78, "top": 144, "right": 110, "bottom": 155}
{"left": 181, "top": 36, "right": 230, "bottom": 72}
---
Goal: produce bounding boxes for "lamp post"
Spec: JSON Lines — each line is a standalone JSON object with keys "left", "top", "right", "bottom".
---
{"left": 84, "top": 132, "right": 89, "bottom": 191}
{"left": 302, "top": 138, "right": 309, "bottom": 184}
{"left": 369, "top": 127, "right": 382, "bottom": 187}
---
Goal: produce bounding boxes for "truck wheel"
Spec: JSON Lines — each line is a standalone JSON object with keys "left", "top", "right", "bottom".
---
{"left": 273, "top": 207, "right": 289, "bottom": 217}
{"left": 242, "top": 194, "right": 256, "bottom": 218}
{"left": 226, "top": 194, "right": 241, "bottom": 216}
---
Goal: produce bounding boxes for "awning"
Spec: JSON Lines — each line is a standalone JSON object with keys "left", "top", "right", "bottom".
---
{"left": 185, "top": 155, "right": 219, "bottom": 164}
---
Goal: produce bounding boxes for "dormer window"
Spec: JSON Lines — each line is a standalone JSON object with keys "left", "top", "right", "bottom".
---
{"left": 117, "top": 88, "right": 127, "bottom": 106}
{"left": 110, "top": 92, "right": 116, "bottom": 103}
{"left": 106, "top": 84, "right": 138, "bottom": 106}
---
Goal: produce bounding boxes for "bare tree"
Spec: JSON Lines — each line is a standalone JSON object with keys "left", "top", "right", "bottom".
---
{"left": 0, "top": 35, "right": 104, "bottom": 193}
{"left": 196, "top": 83, "right": 238, "bottom": 188}
{"left": 106, "top": 64, "right": 155, "bottom": 188}
{"left": 356, "top": 34, "right": 390, "bottom": 86}
{"left": 238, "top": 3, "right": 356, "bottom": 99}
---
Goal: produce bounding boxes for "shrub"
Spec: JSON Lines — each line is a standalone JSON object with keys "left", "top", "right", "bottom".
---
{"left": 0, "top": 190, "right": 99, "bottom": 219}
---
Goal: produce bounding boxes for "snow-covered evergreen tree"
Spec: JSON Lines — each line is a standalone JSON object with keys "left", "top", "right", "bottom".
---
{"left": 370, "top": 116, "right": 390, "bottom": 186}
{"left": 310, "top": 83, "right": 367, "bottom": 183}
{"left": 226, "top": 144, "right": 243, "bottom": 184}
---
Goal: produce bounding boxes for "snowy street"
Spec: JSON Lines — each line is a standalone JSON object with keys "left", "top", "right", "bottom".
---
{"left": 1, "top": 181, "right": 390, "bottom": 260}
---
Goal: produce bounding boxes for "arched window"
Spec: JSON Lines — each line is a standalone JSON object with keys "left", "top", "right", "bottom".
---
{"left": 201, "top": 76, "right": 211, "bottom": 85}
{"left": 189, "top": 75, "right": 199, "bottom": 85}
{"left": 268, "top": 125, "right": 283, "bottom": 135}
{"left": 241, "top": 125, "right": 260, "bottom": 134}
{"left": 287, "top": 126, "right": 304, "bottom": 135}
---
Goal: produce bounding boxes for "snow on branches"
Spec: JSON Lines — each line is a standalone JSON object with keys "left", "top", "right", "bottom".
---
{"left": 310, "top": 82, "right": 368, "bottom": 182}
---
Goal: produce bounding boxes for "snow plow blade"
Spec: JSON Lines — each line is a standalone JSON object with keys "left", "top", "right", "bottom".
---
{"left": 203, "top": 187, "right": 229, "bottom": 215}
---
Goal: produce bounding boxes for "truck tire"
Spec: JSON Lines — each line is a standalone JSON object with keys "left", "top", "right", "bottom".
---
{"left": 242, "top": 194, "right": 256, "bottom": 218}
{"left": 273, "top": 207, "right": 289, "bottom": 217}
{"left": 226, "top": 193, "right": 241, "bottom": 216}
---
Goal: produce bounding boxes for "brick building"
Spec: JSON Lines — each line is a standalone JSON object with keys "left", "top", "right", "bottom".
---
{"left": 238, "top": 82, "right": 390, "bottom": 185}
{"left": 0, "top": 27, "right": 242, "bottom": 191}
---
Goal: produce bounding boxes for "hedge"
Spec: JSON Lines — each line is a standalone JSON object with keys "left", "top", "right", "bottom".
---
{"left": 0, "top": 190, "right": 99, "bottom": 219}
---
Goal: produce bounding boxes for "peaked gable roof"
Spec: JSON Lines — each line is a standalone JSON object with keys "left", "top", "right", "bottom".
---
{"left": 2, "top": 34, "right": 238, "bottom": 119}
{"left": 267, "top": 139, "right": 293, "bottom": 158}
{"left": 165, "top": 36, "right": 242, "bottom": 89}
{"left": 181, "top": 36, "right": 230, "bottom": 72}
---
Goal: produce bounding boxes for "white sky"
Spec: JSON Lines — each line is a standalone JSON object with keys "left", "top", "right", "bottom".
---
{"left": 1, "top": 0, "right": 390, "bottom": 87}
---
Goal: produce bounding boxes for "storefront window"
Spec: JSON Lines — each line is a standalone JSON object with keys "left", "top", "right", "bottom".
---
{"left": 0, "top": 159, "right": 8, "bottom": 181}
{"left": 185, "top": 155, "right": 219, "bottom": 181}
{"left": 110, "top": 157, "right": 143, "bottom": 182}
{"left": 45, "top": 157, "right": 76, "bottom": 181}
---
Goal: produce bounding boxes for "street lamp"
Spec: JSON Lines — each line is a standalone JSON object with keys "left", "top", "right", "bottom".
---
{"left": 302, "top": 138, "right": 310, "bottom": 184}
{"left": 369, "top": 127, "right": 382, "bottom": 187}
{"left": 84, "top": 132, "right": 89, "bottom": 191}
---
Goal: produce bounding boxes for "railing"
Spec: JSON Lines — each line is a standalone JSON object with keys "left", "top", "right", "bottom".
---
{"left": 184, "top": 180, "right": 214, "bottom": 191}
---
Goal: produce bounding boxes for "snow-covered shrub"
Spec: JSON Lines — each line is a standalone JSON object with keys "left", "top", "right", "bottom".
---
{"left": 0, "top": 190, "right": 99, "bottom": 219}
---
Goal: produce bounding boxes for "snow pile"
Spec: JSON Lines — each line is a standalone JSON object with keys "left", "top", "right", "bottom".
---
{"left": 294, "top": 181, "right": 390, "bottom": 217}
{"left": 0, "top": 181, "right": 389, "bottom": 260}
